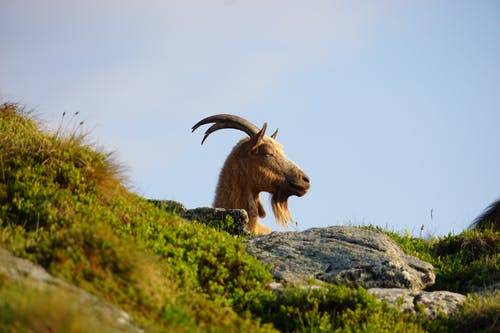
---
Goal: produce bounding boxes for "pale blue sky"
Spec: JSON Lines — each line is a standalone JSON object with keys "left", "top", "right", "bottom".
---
{"left": 1, "top": 1, "right": 499, "bottom": 236}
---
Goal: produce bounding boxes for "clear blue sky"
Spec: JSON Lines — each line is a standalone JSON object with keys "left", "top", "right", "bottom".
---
{"left": 1, "top": 1, "right": 499, "bottom": 237}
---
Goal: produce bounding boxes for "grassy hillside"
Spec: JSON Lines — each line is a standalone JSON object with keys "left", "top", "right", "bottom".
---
{"left": 0, "top": 103, "right": 498, "bottom": 332}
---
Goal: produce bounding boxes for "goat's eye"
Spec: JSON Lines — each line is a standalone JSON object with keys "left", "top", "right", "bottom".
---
{"left": 258, "top": 145, "right": 274, "bottom": 157}
{"left": 261, "top": 149, "right": 273, "bottom": 157}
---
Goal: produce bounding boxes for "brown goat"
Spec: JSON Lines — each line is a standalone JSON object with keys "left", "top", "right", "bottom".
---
{"left": 192, "top": 114, "right": 310, "bottom": 235}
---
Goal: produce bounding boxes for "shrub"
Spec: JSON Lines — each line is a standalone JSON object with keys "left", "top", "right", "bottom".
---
{"left": 252, "top": 284, "right": 426, "bottom": 333}
{"left": 0, "top": 103, "right": 275, "bottom": 332}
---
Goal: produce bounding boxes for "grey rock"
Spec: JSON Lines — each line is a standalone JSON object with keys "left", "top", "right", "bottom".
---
{"left": 0, "top": 247, "right": 54, "bottom": 283}
{"left": 183, "top": 207, "right": 249, "bottom": 229}
{"left": 368, "top": 288, "right": 467, "bottom": 319}
{"left": 148, "top": 199, "right": 187, "bottom": 214}
{"left": 150, "top": 199, "right": 251, "bottom": 235}
{"left": 246, "top": 226, "right": 435, "bottom": 290}
{"left": 472, "top": 283, "right": 500, "bottom": 300}
{"left": 0, "top": 247, "right": 143, "bottom": 333}
{"left": 268, "top": 281, "right": 327, "bottom": 295}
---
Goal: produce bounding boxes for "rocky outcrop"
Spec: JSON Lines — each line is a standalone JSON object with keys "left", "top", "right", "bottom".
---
{"left": 149, "top": 199, "right": 251, "bottom": 235}
{"left": 246, "top": 226, "right": 471, "bottom": 318}
{"left": 246, "top": 226, "right": 435, "bottom": 290}
{"left": 0, "top": 247, "right": 143, "bottom": 333}
{"left": 148, "top": 204, "right": 469, "bottom": 318}
{"left": 368, "top": 288, "right": 467, "bottom": 319}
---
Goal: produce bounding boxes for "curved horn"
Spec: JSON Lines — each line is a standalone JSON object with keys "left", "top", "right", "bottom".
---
{"left": 192, "top": 114, "right": 261, "bottom": 144}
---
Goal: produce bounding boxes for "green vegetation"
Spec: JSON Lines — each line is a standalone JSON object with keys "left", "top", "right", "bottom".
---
{"left": 0, "top": 104, "right": 273, "bottom": 332}
{"left": 254, "top": 285, "right": 427, "bottom": 333}
{"left": 375, "top": 227, "right": 499, "bottom": 294}
{"left": 0, "top": 281, "right": 130, "bottom": 333}
{"left": 0, "top": 103, "right": 498, "bottom": 332}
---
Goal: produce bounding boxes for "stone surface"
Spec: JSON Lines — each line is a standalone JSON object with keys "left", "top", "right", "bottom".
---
{"left": 149, "top": 199, "right": 187, "bottom": 214}
{"left": 149, "top": 199, "right": 251, "bottom": 235}
{"left": 246, "top": 226, "right": 435, "bottom": 290}
{"left": 368, "top": 288, "right": 467, "bottom": 319}
{"left": 0, "top": 247, "right": 143, "bottom": 333}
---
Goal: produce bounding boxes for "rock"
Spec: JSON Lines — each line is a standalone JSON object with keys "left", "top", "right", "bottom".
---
{"left": 268, "top": 281, "right": 327, "bottom": 295}
{"left": 0, "top": 247, "right": 143, "bottom": 333}
{"left": 149, "top": 199, "right": 187, "bottom": 214}
{"left": 183, "top": 207, "right": 249, "bottom": 232}
{"left": 246, "top": 226, "right": 435, "bottom": 289}
{"left": 149, "top": 199, "right": 251, "bottom": 235}
{"left": 368, "top": 288, "right": 467, "bottom": 319}
{"left": 475, "top": 282, "right": 500, "bottom": 296}
{"left": 0, "top": 247, "right": 54, "bottom": 284}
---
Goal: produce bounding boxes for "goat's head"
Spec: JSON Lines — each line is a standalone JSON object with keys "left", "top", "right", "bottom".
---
{"left": 192, "top": 114, "right": 310, "bottom": 227}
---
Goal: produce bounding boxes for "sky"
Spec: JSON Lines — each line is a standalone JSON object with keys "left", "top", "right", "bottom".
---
{"left": 1, "top": 1, "right": 499, "bottom": 237}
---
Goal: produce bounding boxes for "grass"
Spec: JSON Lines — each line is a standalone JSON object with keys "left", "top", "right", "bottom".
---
{"left": 0, "top": 103, "right": 498, "bottom": 332}
{"left": 372, "top": 227, "right": 499, "bottom": 293}
{"left": 0, "top": 103, "right": 274, "bottom": 332}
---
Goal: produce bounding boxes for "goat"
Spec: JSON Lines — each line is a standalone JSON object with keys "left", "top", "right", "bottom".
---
{"left": 469, "top": 199, "right": 500, "bottom": 232}
{"left": 192, "top": 114, "right": 310, "bottom": 235}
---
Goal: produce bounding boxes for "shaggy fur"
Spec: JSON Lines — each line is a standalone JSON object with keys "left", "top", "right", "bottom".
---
{"left": 194, "top": 116, "right": 310, "bottom": 235}
{"left": 470, "top": 199, "right": 500, "bottom": 232}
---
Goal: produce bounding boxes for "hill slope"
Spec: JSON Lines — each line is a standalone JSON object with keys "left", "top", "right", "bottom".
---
{"left": 0, "top": 104, "right": 276, "bottom": 332}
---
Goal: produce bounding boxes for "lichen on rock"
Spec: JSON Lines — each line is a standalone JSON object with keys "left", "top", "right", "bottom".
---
{"left": 149, "top": 199, "right": 251, "bottom": 236}
{"left": 246, "top": 226, "right": 435, "bottom": 290}
{"left": 368, "top": 288, "right": 467, "bottom": 319}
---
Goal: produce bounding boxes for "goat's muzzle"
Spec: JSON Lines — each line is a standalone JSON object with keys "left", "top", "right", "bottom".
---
{"left": 285, "top": 170, "right": 310, "bottom": 197}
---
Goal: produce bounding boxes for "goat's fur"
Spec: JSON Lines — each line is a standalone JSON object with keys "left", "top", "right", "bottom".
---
{"left": 193, "top": 115, "right": 310, "bottom": 235}
{"left": 469, "top": 199, "right": 500, "bottom": 232}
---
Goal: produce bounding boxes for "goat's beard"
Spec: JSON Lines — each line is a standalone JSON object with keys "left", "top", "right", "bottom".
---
{"left": 271, "top": 191, "right": 293, "bottom": 226}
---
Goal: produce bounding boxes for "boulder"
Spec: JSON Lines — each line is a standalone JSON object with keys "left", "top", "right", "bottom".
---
{"left": 368, "top": 288, "right": 467, "bottom": 319}
{"left": 0, "top": 247, "right": 143, "bottom": 333}
{"left": 149, "top": 199, "right": 251, "bottom": 235}
{"left": 246, "top": 226, "right": 435, "bottom": 290}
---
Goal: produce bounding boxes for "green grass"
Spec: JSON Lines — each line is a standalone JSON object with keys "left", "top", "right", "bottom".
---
{"left": 372, "top": 227, "right": 499, "bottom": 293}
{"left": 0, "top": 103, "right": 498, "bottom": 332}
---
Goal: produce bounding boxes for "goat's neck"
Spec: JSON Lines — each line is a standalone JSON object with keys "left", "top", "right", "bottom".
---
{"left": 212, "top": 150, "right": 272, "bottom": 234}
{"left": 213, "top": 176, "right": 259, "bottom": 217}
{"left": 213, "top": 159, "right": 262, "bottom": 228}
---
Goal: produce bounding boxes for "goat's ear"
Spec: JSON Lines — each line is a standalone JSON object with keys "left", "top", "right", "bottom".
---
{"left": 250, "top": 122, "right": 267, "bottom": 151}
{"left": 270, "top": 128, "right": 279, "bottom": 139}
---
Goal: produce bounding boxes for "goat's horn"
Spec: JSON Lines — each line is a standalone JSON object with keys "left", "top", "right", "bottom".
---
{"left": 192, "top": 114, "right": 261, "bottom": 144}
